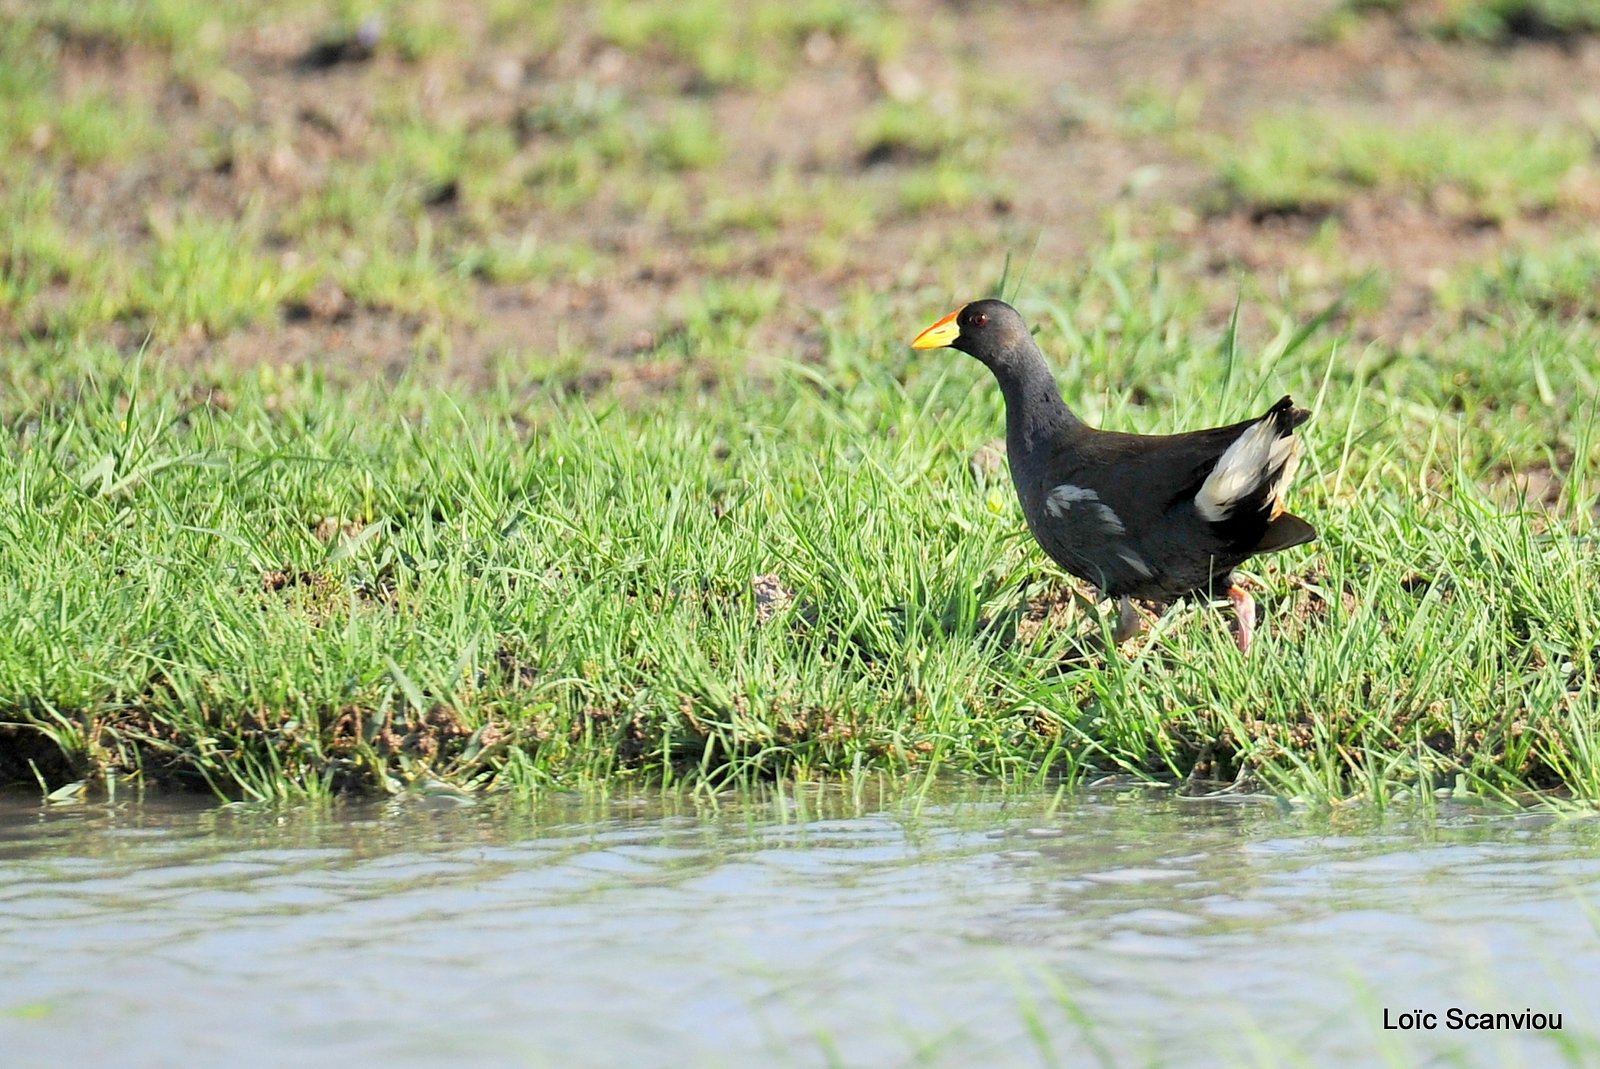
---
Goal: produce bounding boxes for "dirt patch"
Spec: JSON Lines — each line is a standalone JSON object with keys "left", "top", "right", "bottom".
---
{"left": 8, "top": 1, "right": 1600, "bottom": 383}
{"left": 329, "top": 703, "right": 497, "bottom": 780}
{"left": 397, "top": 706, "right": 473, "bottom": 761}
{"left": 0, "top": 721, "right": 80, "bottom": 790}
{"left": 261, "top": 567, "right": 338, "bottom": 595}
{"left": 1012, "top": 586, "right": 1086, "bottom": 647}
{"left": 1485, "top": 460, "right": 1569, "bottom": 513}
{"left": 750, "top": 572, "right": 794, "bottom": 623}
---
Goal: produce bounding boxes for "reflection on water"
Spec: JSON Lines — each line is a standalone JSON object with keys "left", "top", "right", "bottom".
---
{"left": 1, "top": 785, "right": 1597, "bottom": 1069}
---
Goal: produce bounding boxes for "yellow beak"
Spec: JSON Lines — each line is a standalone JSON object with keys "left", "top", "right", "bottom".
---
{"left": 910, "top": 306, "right": 965, "bottom": 350}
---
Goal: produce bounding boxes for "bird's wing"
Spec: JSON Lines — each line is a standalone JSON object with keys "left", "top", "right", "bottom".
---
{"left": 1169, "top": 396, "right": 1309, "bottom": 543}
{"left": 1074, "top": 397, "right": 1308, "bottom": 540}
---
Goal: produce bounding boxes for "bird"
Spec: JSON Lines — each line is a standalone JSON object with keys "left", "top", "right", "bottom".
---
{"left": 910, "top": 298, "right": 1315, "bottom": 653}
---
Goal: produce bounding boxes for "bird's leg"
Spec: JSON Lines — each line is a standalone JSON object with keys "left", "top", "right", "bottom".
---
{"left": 1226, "top": 583, "right": 1256, "bottom": 654}
{"left": 1066, "top": 587, "right": 1137, "bottom": 653}
{"left": 1111, "top": 595, "right": 1142, "bottom": 644}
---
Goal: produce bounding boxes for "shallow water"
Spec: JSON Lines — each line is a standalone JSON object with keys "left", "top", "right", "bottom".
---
{"left": 1, "top": 784, "right": 1597, "bottom": 1069}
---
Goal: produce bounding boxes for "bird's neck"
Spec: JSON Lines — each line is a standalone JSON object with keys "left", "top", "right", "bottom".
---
{"left": 993, "top": 348, "right": 1081, "bottom": 457}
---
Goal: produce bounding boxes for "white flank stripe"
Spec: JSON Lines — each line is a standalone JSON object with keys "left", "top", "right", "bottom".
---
{"left": 1043, "top": 483, "right": 1126, "bottom": 535}
{"left": 1117, "top": 549, "right": 1154, "bottom": 578}
{"left": 1043, "top": 484, "right": 1098, "bottom": 517}
{"left": 1196, "top": 418, "right": 1295, "bottom": 522}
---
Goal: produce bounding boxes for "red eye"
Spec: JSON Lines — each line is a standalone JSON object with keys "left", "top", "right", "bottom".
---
{"left": 970, "top": 312, "right": 988, "bottom": 328}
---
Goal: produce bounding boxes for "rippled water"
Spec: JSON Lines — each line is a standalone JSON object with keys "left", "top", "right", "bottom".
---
{"left": 2, "top": 784, "right": 1598, "bottom": 1068}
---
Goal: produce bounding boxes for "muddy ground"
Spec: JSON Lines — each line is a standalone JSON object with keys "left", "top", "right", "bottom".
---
{"left": 6, "top": 0, "right": 1600, "bottom": 382}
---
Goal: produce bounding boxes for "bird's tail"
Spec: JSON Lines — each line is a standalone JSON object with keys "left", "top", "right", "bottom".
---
{"left": 1194, "top": 395, "right": 1307, "bottom": 526}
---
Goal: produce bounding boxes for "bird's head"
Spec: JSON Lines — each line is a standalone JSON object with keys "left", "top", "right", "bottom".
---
{"left": 909, "top": 298, "right": 1031, "bottom": 370}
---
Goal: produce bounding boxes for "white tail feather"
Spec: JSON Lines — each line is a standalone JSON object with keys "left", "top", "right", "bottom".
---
{"left": 1195, "top": 418, "right": 1297, "bottom": 523}
{"left": 1266, "top": 441, "right": 1303, "bottom": 518}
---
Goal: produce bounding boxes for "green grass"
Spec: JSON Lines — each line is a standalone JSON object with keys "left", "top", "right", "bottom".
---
{"left": 1328, "top": 0, "right": 1600, "bottom": 41}
{"left": 856, "top": 101, "right": 977, "bottom": 164}
{"left": 1, "top": 241, "right": 1595, "bottom": 805}
{"left": 0, "top": 0, "right": 1597, "bottom": 808}
{"left": 0, "top": 33, "right": 159, "bottom": 168}
{"left": 0, "top": 178, "right": 83, "bottom": 326}
{"left": 1442, "top": 0, "right": 1600, "bottom": 39}
{"left": 649, "top": 104, "right": 727, "bottom": 171}
{"left": 1442, "top": 237, "right": 1600, "bottom": 320}
{"left": 327, "top": 220, "right": 469, "bottom": 319}
{"left": 1217, "top": 113, "right": 1591, "bottom": 221}
{"left": 455, "top": 235, "right": 611, "bottom": 286}
{"left": 17, "top": 0, "right": 244, "bottom": 59}
{"left": 597, "top": 0, "right": 906, "bottom": 88}
{"left": 853, "top": 99, "right": 1005, "bottom": 215}
{"left": 136, "top": 214, "right": 316, "bottom": 334}
{"left": 0, "top": 0, "right": 998, "bottom": 351}
{"left": 897, "top": 162, "right": 1006, "bottom": 214}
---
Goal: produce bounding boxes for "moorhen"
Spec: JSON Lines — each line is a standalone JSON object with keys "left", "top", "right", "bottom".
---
{"left": 911, "top": 299, "right": 1315, "bottom": 653}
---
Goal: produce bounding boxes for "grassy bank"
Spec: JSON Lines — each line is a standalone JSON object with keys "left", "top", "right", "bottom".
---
{"left": 2, "top": 238, "right": 1595, "bottom": 804}
{"left": 1, "top": 0, "right": 1598, "bottom": 804}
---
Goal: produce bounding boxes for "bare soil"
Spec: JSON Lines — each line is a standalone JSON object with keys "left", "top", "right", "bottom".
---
{"left": 17, "top": 0, "right": 1600, "bottom": 381}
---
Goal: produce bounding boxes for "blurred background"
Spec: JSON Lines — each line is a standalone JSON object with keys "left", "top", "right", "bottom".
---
{"left": 5, "top": 0, "right": 1600, "bottom": 387}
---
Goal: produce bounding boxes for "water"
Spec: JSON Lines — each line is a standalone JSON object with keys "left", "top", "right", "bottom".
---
{"left": 2, "top": 784, "right": 1597, "bottom": 1068}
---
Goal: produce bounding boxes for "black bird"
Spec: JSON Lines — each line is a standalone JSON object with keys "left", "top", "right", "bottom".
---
{"left": 911, "top": 299, "right": 1315, "bottom": 653}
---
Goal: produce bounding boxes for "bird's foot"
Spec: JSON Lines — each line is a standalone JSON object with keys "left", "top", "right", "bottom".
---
{"left": 1064, "top": 589, "right": 1142, "bottom": 655}
{"left": 1111, "top": 595, "right": 1143, "bottom": 644}
{"left": 1226, "top": 583, "right": 1256, "bottom": 654}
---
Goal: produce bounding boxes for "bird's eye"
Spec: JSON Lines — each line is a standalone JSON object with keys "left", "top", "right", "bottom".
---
{"left": 970, "top": 312, "right": 989, "bottom": 328}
